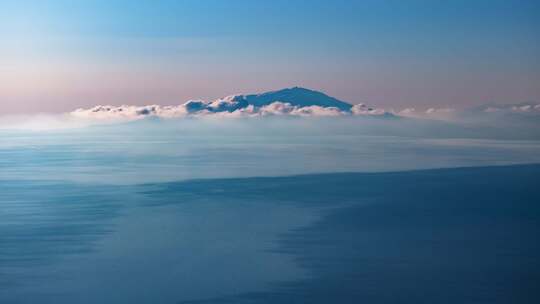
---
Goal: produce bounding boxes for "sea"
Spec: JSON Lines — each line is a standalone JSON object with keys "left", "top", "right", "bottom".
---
{"left": 1, "top": 117, "right": 539, "bottom": 303}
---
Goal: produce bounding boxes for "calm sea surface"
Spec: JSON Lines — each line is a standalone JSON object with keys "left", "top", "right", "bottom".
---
{"left": 1, "top": 120, "right": 539, "bottom": 303}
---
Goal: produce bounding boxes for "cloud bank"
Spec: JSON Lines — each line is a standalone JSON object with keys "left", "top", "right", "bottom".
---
{"left": 68, "top": 87, "right": 392, "bottom": 121}
{"left": 70, "top": 102, "right": 357, "bottom": 120}
{"left": 1, "top": 87, "right": 538, "bottom": 139}
{"left": 70, "top": 101, "right": 540, "bottom": 123}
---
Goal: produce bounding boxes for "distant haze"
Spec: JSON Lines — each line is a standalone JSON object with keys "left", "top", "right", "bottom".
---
{"left": 1, "top": 0, "right": 539, "bottom": 115}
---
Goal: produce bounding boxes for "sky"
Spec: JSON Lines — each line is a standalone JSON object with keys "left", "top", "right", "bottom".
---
{"left": 0, "top": 0, "right": 539, "bottom": 115}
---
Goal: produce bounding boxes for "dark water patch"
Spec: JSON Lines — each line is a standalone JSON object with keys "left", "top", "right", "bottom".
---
{"left": 144, "top": 164, "right": 540, "bottom": 209}
{"left": 180, "top": 165, "right": 540, "bottom": 303}
{"left": 1, "top": 165, "right": 539, "bottom": 303}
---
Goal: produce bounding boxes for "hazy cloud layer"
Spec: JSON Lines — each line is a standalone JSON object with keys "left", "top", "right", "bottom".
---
{"left": 68, "top": 88, "right": 392, "bottom": 121}
{"left": 0, "top": 87, "right": 538, "bottom": 141}
{"left": 2, "top": 87, "right": 538, "bottom": 132}
{"left": 70, "top": 101, "right": 386, "bottom": 121}
{"left": 69, "top": 101, "right": 540, "bottom": 122}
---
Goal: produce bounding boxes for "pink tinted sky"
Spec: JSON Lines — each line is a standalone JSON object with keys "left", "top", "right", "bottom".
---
{"left": 1, "top": 0, "right": 539, "bottom": 114}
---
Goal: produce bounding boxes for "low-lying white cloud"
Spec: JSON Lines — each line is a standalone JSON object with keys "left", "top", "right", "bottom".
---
{"left": 69, "top": 101, "right": 387, "bottom": 121}
{"left": 398, "top": 107, "right": 458, "bottom": 120}
{"left": 476, "top": 103, "right": 540, "bottom": 114}
{"left": 351, "top": 104, "right": 390, "bottom": 116}
{"left": 67, "top": 87, "right": 393, "bottom": 121}
{"left": 71, "top": 104, "right": 190, "bottom": 121}
{"left": 0, "top": 86, "right": 538, "bottom": 137}
{"left": 397, "top": 102, "right": 540, "bottom": 121}
{"left": 70, "top": 101, "right": 540, "bottom": 123}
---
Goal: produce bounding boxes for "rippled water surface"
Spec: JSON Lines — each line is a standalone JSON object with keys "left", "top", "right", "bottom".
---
{"left": 1, "top": 119, "right": 539, "bottom": 303}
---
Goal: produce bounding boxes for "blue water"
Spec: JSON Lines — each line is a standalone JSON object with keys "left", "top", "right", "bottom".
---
{"left": 1, "top": 119, "right": 540, "bottom": 303}
{"left": 2, "top": 118, "right": 540, "bottom": 184}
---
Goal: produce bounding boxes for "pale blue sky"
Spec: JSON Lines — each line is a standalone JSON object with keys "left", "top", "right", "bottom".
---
{"left": 1, "top": 0, "right": 539, "bottom": 114}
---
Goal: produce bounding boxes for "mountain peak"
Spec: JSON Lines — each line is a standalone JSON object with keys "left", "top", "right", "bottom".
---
{"left": 229, "top": 87, "right": 353, "bottom": 111}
